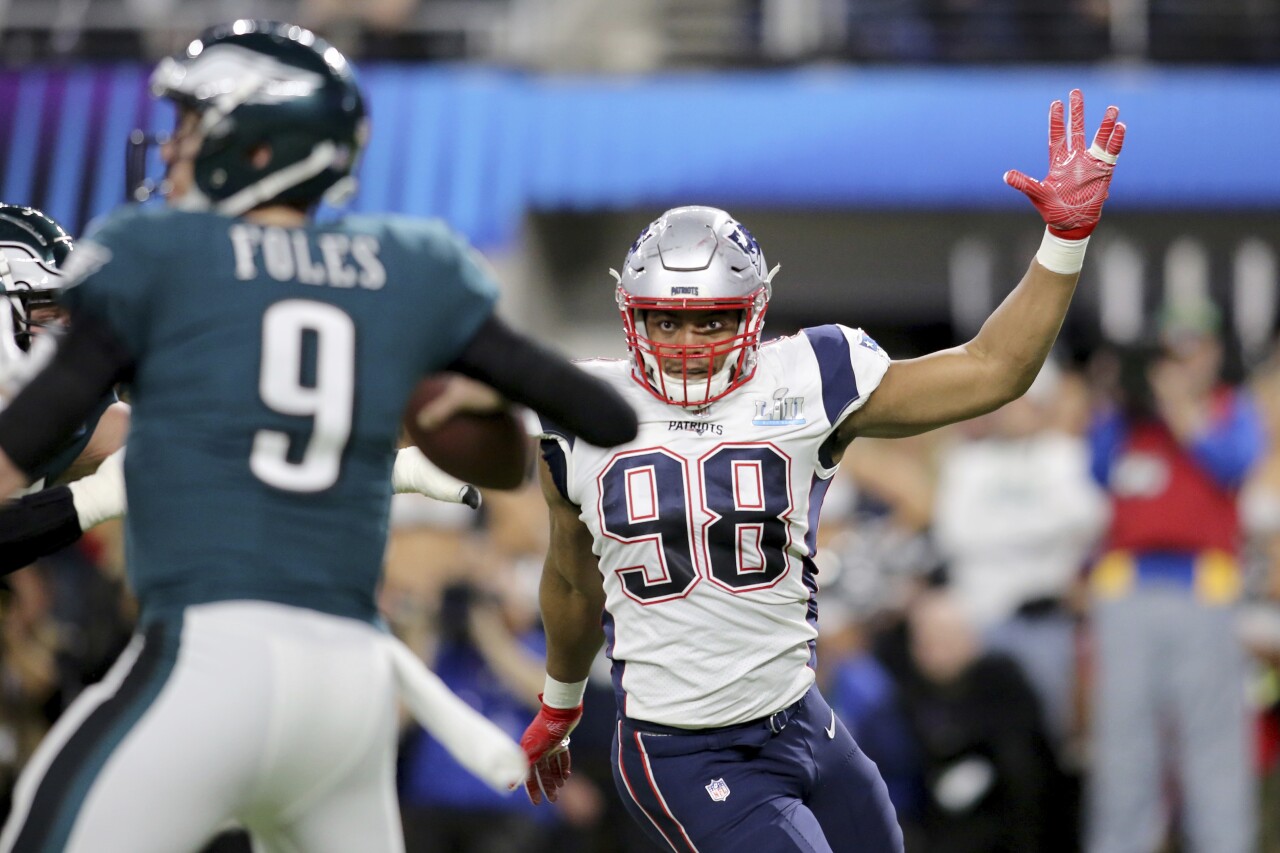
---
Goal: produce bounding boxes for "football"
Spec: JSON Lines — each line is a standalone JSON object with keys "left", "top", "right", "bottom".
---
{"left": 402, "top": 374, "right": 531, "bottom": 490}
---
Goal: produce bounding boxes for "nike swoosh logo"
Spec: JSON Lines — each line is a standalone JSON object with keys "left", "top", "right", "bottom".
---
{"left": 825, "top": 710, "right": 836, "bottom": 740}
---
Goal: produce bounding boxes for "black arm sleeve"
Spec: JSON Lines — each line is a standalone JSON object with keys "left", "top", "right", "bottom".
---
{"left": 448, "top": 315, "right": 639, "bottom": 448}
{"left": 0, "top": 485, "right": 84, "bottom": 574}
{"left": 0, "top": 316, "right": 134, "bottom": 478}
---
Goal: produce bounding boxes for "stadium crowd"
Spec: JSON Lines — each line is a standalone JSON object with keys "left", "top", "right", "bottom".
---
{"left": 4, "top": 293, "right": 1279, "bottom": 852}
{"left": 0, "top": 0, "right": 1277, "bottom": 65}
{"left": 0, "top": 3, "right": 1270, "bottom": 852}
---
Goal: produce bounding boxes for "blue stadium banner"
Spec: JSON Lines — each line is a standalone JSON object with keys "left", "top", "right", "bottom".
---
{"left": 1, "top": 64, "right": 1276, "bottom": 245}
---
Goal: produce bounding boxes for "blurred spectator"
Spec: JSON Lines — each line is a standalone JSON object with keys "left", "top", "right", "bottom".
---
{"left": 500, "top": 0, "right": 664, "bottom": 73}
{"left": 40, "top": 545, "right": 134, "bottom": 719}
{"left": 842, "top": 432, "right": 939, "bottom": 539}
{"left": 381, "top": 488, "right": 480, "bottom": 656}
{"left": 819, "top": 590, "right": 926, "bottom": 842}
{"left": 898, "top": 591, "right": 1062, "bottom": 853}
{"left": 4, "top": 0, "right": 1280, "bottom": 63}
{"left": 1239, "top": 346, "right": 1280, "bottom": 853}
{"left": 1148, "top": 0, "right": 1280, "bottom": 61}
{"left": 389, "top": 482, "right": 623, "bottom": 852}
{"left": 933, "top": 362, "right": 1105, "bottom": 746}
{"left": 0, "top": 542, "right": 134, "bottom": 821}
{"left": 386, "top": 483, "right": 550, "bottom": 852}
{"left": 935, "top": 362, "right": 1104, "bottom": 630}
{"left": 815, "top": 465, "right": 934, "bottom": 843}
{"left": 1014, "top": 0, "right": 1111, "bottom": 61}
{"left": 844, "top": 0, "right": 937, "bottom": 61}
{"left": 1086, "top": 299, "right": 1263, "bottom": 853}
{"left": 300, "top": 0, "right": 420, "bottom": 57}
{"left": 397, "top": 578, "right": 556, "bottom": 853}
{"left": 0, "top": 567, "right": 60, "bottom": 818}
{"left": 929, "top": 0, "right": 1029, "bottom": 61}
{"left": 302, "top": 0, "right": 419, "bottom": 31}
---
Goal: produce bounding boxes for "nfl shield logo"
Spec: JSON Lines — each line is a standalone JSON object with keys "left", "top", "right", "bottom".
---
{"left": 705, "top": 778, "right": 731, "bottom": 802}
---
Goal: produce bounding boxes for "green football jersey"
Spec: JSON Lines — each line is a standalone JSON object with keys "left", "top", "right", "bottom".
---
{"left": 62, "top": 206, "right": 498, "bottom": 623}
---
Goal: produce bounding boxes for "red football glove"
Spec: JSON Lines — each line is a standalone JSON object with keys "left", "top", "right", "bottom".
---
{"left": 518, "top": 699, "right": 583, "bottom": 805}
{"left": 1004, "top": 89, "right": 1126, "bottom": 240}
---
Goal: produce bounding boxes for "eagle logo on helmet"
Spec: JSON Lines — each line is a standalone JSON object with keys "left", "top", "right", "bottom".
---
{"left": 127, "top": 20, "right": 367, "bottom": 217}
{"left": 0, "top": 205, "right": 73, "bottom": 352}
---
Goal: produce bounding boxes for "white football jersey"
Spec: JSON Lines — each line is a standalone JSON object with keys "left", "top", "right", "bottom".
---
{"left": 540, "top": 324, "right": 891, "bottom": 728}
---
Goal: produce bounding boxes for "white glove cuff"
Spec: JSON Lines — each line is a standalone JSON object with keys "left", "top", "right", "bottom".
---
{"left": 392, "top": 446, "right": 466, "bottom": 499}
{"left": 542, "top": 674, "right": 587, "bottom": 709}
{"left": 1035, "top": 228, "right": 1090, "bottom": 275}
{"left": 67, "top": 450, "right": 127, "bottom": 530}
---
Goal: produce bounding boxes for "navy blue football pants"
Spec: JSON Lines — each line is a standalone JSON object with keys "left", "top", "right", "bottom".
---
{"left": 611, "top": 686, "right": 903, "bottom": 852}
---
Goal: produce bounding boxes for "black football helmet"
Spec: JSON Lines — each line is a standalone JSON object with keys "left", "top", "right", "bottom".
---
{"left": 0, "top": 205, "right": 73, "bottom": 351}
{"left": 127, "top": 20, "right": 368, "bottom": 216}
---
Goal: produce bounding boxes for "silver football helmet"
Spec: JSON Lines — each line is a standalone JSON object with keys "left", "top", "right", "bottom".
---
{"left": 614, "top": 206, "right": 777, "bottom": 407}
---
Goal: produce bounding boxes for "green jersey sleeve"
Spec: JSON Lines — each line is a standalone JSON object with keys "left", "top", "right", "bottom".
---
{"left": 59, "top": 207, "right": 158, "bottom": 358}
{"left": 387, "top": 218, "right": 499, "bottom": 373}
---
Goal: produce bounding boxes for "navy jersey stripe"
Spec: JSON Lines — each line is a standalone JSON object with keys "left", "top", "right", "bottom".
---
{"left": 802, "top": 325, "right": 859, "bottom": 426}
{"left": 602, "top": 607, "right": 629, "bottom": 716}
{"left": 804, "top": 473, "right": 833, "bottom": 559}
{"left": 802, "top": 561, "right": 820, "bottom": 670}
{"left": 537, "top": 415, "right": 575, "bottom": 450}
{"left": 539, "top": 438, "right": 571, "bottom": 503}
{"left": 803, "top": 474, "right": 830, "bottom": 669}
{"left": 15, "top": 617, "right": 180, "bottom": 853}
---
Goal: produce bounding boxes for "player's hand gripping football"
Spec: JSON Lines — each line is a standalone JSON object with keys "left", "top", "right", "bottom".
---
{"left": 1004, "top": 89, "right": 1126, "bottom": 240}
{"left": 518, "top": 699, "right": 583, "bottom": 804}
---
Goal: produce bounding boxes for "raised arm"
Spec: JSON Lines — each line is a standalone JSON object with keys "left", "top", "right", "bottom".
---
{"left": 841, "top": 89, "right": 1126, "bottom": 443}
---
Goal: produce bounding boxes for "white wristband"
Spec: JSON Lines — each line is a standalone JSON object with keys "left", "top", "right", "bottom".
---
{"left": 542, "top": 674, "right": 587, "bottom": 709}
{"left": 1035, "top": 228, "right": 1090, "bottom": 275}
{"left": 67, "top": 448, "right": 127, "bottom": 530}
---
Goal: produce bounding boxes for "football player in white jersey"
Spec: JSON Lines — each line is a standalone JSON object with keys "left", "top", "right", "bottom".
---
{"left": 518, "top": 89, "right": 1125, "bottom": 852}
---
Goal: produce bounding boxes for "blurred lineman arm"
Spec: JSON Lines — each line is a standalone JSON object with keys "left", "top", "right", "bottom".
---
{"left": 0, "top": 445, "right": 480, "bottom": 575}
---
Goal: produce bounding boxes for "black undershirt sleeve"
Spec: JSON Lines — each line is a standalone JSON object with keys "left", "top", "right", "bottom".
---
{"left": 0, "top": 316, "right": 135, "bottom": 479}
{"left": 0, "top": 485, "right": 83, "bottom": 575}
{"left": 448, "top": 315, "right": 639, "bottom": 448}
